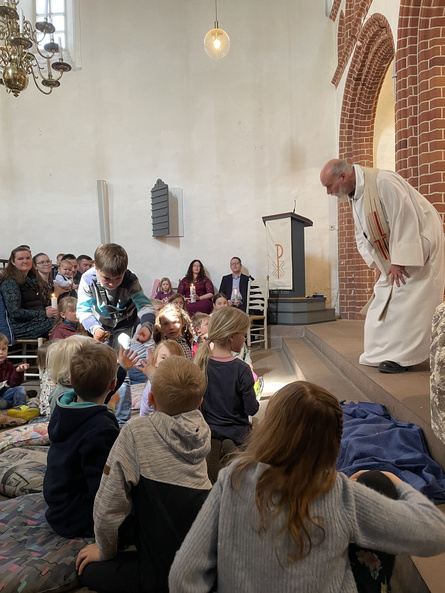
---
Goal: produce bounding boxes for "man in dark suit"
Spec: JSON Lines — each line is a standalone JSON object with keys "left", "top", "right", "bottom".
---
{"left": 219, "top": 257, "right": 250, "bottom": 313}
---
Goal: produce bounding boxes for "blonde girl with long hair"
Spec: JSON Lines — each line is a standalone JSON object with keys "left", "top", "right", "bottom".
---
{"left": 194, "top": 307, "right": 259, "bottom": 447}
{"left": 154, "top": 277, "right": 174, "bottom": 305}
{"left": 170, "top": 380, "right": 445, "bottom": 593}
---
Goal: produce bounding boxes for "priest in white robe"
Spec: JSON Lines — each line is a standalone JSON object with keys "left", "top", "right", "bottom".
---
{"left": 320, "top": 159, "right": 444, "bottom": 374}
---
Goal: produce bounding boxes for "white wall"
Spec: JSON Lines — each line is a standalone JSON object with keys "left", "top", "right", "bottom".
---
{"left": 0, "top": 1, "right": 342, "bottom": 303}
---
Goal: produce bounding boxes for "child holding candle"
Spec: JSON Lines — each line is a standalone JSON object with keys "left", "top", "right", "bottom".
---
{"left": 49, "top": 297, "right": 86, "bottom": 340}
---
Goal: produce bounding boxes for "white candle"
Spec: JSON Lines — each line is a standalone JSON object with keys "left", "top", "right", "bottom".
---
{"left": 19, "top": 9, "right": 23, "bottom": 33}
{"left": 51, "top": 293, "right": 57, "bottom": 308}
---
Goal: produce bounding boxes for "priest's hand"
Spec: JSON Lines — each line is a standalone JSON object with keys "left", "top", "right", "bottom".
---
{"left": 388, "top": 264, "right": 410, "bottom": 287}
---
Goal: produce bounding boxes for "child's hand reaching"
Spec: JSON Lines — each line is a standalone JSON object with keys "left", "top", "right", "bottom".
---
{"left": 135, "top": 349, "right": 156, "bottom": 380}
{"left": 118, "top": 346, "right": 139, "bottom": 371}
{"left": 94, "top": 328, "right": 110, "bottom": 343}
{"left": 16, "top": 363, "right": 30, "bottom": 373}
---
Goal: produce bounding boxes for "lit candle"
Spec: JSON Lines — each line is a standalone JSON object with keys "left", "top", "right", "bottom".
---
{"left": 233, "top": 288, "right": 238, "bottom": 301}
{"left": 190, "top": 283, "right": 196, "bottom": 302}
{"left": 51, "top": 293, "right": 57, "bottom": 308}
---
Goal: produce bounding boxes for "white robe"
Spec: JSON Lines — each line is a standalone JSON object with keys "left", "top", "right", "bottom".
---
{"left": 351, "top": 166, "right": 444, "bottom": 367}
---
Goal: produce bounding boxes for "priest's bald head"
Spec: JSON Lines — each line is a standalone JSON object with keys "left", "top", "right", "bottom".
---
{"left": 320, "top": 159, "right": 356, "bottom": 201}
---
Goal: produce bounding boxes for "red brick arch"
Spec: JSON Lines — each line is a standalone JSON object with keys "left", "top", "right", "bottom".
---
{"left": 337, "top": 14, "right": 395, "bottom": 318}
{"left": 331, "top": 0, "right": 373, "bottom": 87}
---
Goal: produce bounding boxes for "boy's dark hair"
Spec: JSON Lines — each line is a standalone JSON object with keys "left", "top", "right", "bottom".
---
{"left": 61, "top": 253, "right": 77, "bottom": 261}
{"left": 151, "top": 356, "right": 205, "bottom": 415}
{"left": 212, "top": 292, "right": 228, "bottom": 304}
{"left": 94, "top": 243, "right": 128, "bottom": 276}
{"left": 70, "top": 342, "right": 117, "bottom": 401}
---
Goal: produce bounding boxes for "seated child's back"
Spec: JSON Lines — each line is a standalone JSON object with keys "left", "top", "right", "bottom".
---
{"left": 43, "top": 340, "right": 119, "bottom": 538}
{"left": 76, "top": 356, "right": 212, "bottom": 593}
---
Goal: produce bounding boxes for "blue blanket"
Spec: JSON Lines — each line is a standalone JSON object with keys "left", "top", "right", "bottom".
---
{"left": 337, "top": 401, "right": 445, "bottom": 504}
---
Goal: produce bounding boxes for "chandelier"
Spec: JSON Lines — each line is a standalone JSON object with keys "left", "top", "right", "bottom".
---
{"left": 0, "top": 0, "right": 71, "bottom": 97}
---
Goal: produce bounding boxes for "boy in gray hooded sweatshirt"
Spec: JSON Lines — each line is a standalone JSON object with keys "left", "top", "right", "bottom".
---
{"left": 76, "top": 355, "right": 211, "bottom": 593}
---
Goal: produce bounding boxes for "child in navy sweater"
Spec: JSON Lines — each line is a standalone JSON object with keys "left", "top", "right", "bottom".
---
{"left": 43, "top": 340, "right": 120, "bottom": 538}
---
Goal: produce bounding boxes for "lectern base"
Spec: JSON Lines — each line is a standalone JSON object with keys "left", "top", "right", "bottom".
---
{"left": 268, "top": 297, "right": 336, "bottom": 326}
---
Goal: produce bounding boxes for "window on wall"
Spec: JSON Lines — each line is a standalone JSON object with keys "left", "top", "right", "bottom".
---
{"left": 35, "top": 0, "right": 81, "bottom": 69}
{"left": 36, "top": 0, "right": 66, "bottom": 50}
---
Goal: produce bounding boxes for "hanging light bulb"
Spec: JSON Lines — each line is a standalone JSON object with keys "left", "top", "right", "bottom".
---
{"left": 204, "top": 0, "right": 230, "bottom": 59}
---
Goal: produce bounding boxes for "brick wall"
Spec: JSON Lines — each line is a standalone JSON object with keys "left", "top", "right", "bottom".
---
{"left": 396, "top": 1, "right": 445, "bottom": 223}
{"left": 330, "top": 0, "right": 445, "bottom": 319}
{"left": 337, "top": 14, "right": 395, "bottom": 318}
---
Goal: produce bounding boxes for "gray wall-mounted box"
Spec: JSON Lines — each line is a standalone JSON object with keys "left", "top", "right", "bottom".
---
{"left": 151, "top": 178, "right": 184, "bottom": 237}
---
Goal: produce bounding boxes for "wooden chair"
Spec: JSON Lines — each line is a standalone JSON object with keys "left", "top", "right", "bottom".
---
{"left": 246, "top": 276, "right": 269, "bottom": 349}
{"left": 0, "top": 292, "right": 45, "bottom": 379}
{"left": 8, "top": 338, "right": 45, "bottom": 379}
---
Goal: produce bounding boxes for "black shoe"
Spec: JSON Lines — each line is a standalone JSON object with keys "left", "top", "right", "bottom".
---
{"left": 26, "top": 390, "right": 38, "bottom": 398}
{"left": 378, "top": 360, "right": 411, "bottom": 374}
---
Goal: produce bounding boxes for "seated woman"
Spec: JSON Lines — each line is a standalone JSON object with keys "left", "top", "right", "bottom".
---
{"left": 178, "top": 259, "right": 214, "bottom": 316}
{"left": 0, "top": 246, "right": 57, "bottom": 339}
{"left": 33, "top": 252, "right": 54, "bottom": 306}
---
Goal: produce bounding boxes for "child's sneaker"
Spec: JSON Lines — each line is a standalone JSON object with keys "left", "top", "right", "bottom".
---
{"left": 7, "top": 405, "right": 40, "bottom": 421}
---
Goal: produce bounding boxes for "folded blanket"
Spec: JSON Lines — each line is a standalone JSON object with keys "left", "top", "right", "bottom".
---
{"left": 338, "top": 401, "right": 445, "bottom": 503}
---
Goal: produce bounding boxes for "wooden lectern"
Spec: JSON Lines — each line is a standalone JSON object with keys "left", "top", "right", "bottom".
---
{"left": 262, "top": 212, "right": 313, "bottom": 297}
{"left": 263, "top": 212, "right": 336, "bottom": 325}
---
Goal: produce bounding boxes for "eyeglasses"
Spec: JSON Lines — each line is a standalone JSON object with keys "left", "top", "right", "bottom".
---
{"left": 230, "top": 261, "right": 241, "bottom": 267}
{"left": 36, "top": 260, "right": 52, "bottom": 265}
